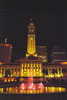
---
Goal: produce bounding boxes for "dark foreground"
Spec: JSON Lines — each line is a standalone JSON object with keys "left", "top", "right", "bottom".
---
{"left": 0, "top": 92, "right": 67, "bottom": 100}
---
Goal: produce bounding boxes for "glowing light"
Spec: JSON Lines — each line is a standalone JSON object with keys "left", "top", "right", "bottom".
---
{"left": 21, "top": 62, "right": 43, "bottom": 77}
{"left": 0, "top": 43, "right": 12, "bottom": 48}
{"left": 0, "top": 86, "right": 66, "bottom": 94}
{"left": 44, "top": 73, "right": 63, "bottom": 78}
{"left": 44, "top": 87, "right": 66, "bottom": 93}
{"left": 0, "top": 62, "right": 5, "bottom": 65}
{"left": 36, "top": 83, "right": 44, "bottom": 90}
{"left": 27, "top": 77, "right": 33, "bottom": 82}
{"left": 0, "top": 73, "right": 3, "bottom": 77}
{"left": 60, "top": 62, "right": 67, "bottom": 65}
{"left": 55, "top": 73, "right": 63, "bottom": 77}
{"left": 27, "top": 83, "right": 33, "bottom": 89}
{"left": 26, "top": 32, "right": 37, "bottom": 56}
{"left": 4, "top": 78, "right": 7, "bottom": 82}
{"left": 20, "top": 83, "right": 26, "bottom": 90}
{"left": 48, "top": 74, "right": 54, "bottom": 78}
{"left": 0, "top": 88, "right": 3, "bottom": 93}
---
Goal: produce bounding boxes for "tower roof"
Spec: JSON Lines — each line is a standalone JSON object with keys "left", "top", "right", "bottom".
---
{"left": 27, "top": 18, "right": 36, "bottom": 34}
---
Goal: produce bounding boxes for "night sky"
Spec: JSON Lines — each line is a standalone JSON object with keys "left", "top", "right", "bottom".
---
{"left": 0, "top": 0, "right": 67, "bottom": 58}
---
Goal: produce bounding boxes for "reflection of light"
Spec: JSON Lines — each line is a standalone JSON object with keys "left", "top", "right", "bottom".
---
{"left": 0, "top": 86, "right": 66, "bottom": 94}
{"left": 55, "top": 73, "right": 63, "bottom": 77}
{"left": 4, "top": 79, "right": 7, "bottom": 82}
{"left": 11, "top": 78, "right": 14, "bottom": 82}
{"left": 8, "top": 79, "right": 11, "bottom": 82}
{"left": 36, "top": 83, "right": 44, "bottom": 89}
{"left": 60, "top": 62, "right": 67, "bottom": 65}
{"left": 19, "top": 82, "right": 44, "bottom": 91}
{"left": 27, "top": 83, "right": 33, "bottom": 89}
{"left": 45, "top": 87, "right": 48, "bottom": 92}
{"left": 44, "top": 87, "right": 66, "bottom": 93}
{"left": 49, "top": 87, "right": 55, "bottom": 92}
{"left": 20, "top": 83, "right": 26, "bottom": 90}
{"left": 0, "top": 62, "right": 5, "bottom": 65}
{"left": 0, "top": 73, "right": 3, "bottom": 78}
{"left": 32, "top": 85, "right": 36, "bottom": 90}
{"left": 0, "top": 88, "right": 3, "bottom": 93}
{"left": 9, "top": 87, "right": 12, "bottom": 93}
{"left": 59, "top": 87, "right": 62, "bottom": 91}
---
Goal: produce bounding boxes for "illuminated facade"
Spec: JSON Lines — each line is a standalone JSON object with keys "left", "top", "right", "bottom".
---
{"left": 0, "top": 19, "right": 66, "bottom": 80}
{"left": 51, "top": 46, "right": 67, "bottom": 64}
{"left": 43, "top": 64, "right": 63, "bottom": 78}
{"left": 26, "top": 19, "right": 37, "bottom": 57}
{"left": 17, "top": 58, "right": 43, "bottom": 77}
{"left": 0, "top": 18, "right": 67, "bottom": 94}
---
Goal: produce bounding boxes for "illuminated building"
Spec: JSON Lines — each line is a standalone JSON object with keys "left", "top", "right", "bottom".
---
{"left": 0, "top": 18, "right": 67, "bottom": 94}
{"left": 26, "top": 19, "right": 37, "bottom": 57}
{"left": 0, "top": 63, "right": 20, "bottom": 78}
{"left": 37, "top": 45, "right": 48, "bottom": 62}
{"left": 0, "top": 43, "right": 13, "bottom": 63}
{"left": 0, "top": 19, "right": 44, "bottom": 92}
{"left": 16, "top": 58, "right": 43, "bottom": 77}
{"left": 51, "top": 46, "right": 67, "bottom": 64}
{"left": 43, "top": 64, "right": 63, "bottom": 79}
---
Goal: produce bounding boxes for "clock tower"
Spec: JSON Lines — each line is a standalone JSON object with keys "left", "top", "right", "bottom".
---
{"left": 26, "top": 19, "right": 37, "bottom": 57}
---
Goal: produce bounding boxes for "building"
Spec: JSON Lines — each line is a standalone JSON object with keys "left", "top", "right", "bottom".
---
{"left": 26, "top": 19, "right": 37, "bottom": 57}
{"left": 51, "top": 46, "right": 67, "bottom": 64}
{"left": 0, "top": 19, "right": 67, "bottom": 94}
{"left": 37, "top": 45, "right": 48, "bottom": 62}
{"left": 0, "top": 43, "right": 13, "bottom": 63}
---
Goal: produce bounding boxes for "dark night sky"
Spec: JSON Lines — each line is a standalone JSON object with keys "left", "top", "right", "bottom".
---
{"left": 0, "top": 0, "right": 67, "bottom": 58}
